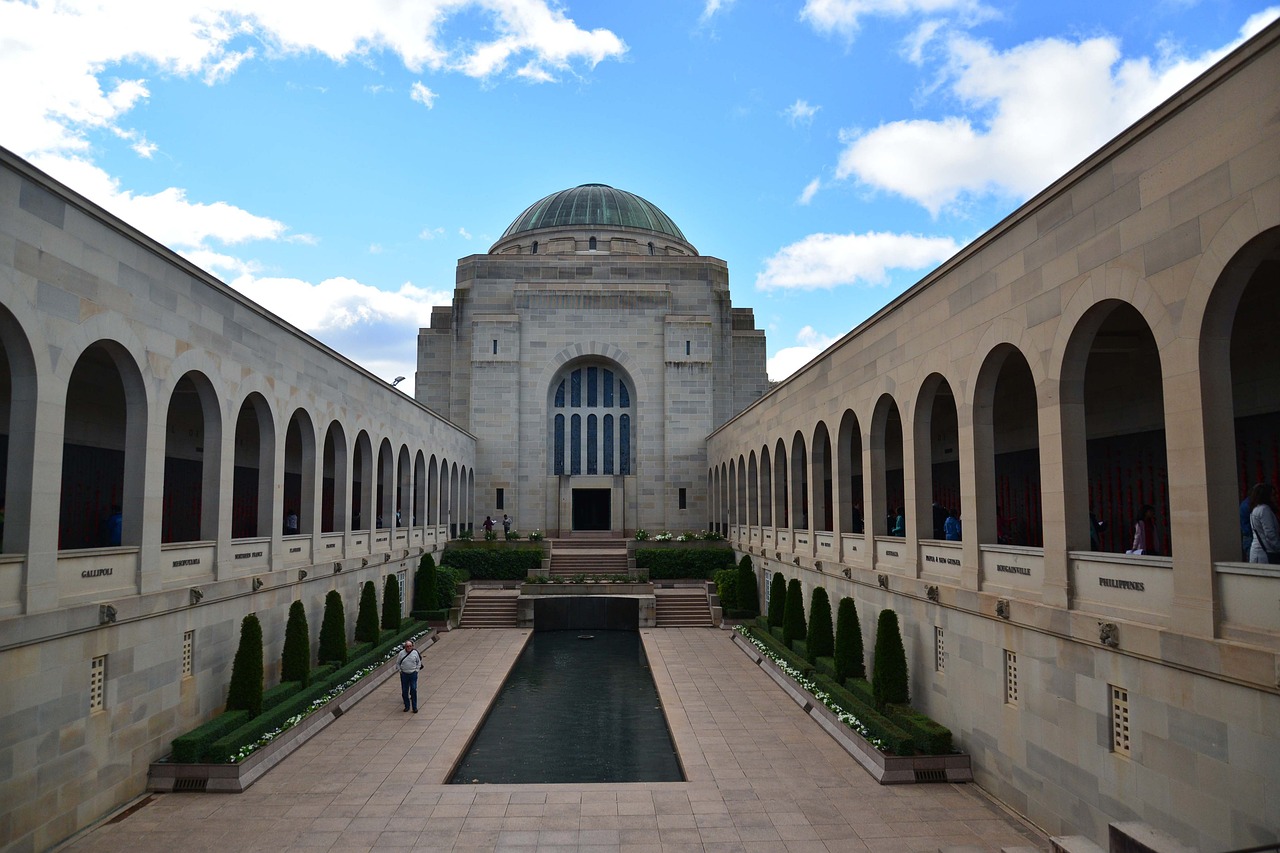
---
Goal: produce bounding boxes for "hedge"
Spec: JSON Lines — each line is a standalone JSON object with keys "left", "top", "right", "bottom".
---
{"left": 318, "top": 590, "right": 347, "bottom": 666}
{"left": 713, "top": 567, "right": 738, "bottom": 609}
{"left": 280, "top": 601, "right": 310, "bottom": 686}
{"left": 736, "top": 555, "right": 759, "bottom": 616}
{"left": 441, "top": 545, "right": 542, "bottom": 579}
{"left": 413, "top": 553, "right": 437, "bottom": 611}
{"left": 634, "top": 547, "right": 735, "bottom": 579}
{"left": 743, "top": 624, "right": 948, "bottom": 757}
{"left": 411, "top": 609, "right": 450, "bottom": 622}
{"left": 782, "top": 579, "right": 806, "bottom": 649}
{"left": 381, "top": 574, "right": 402, "bottom": 632}
{"left": 834, "top": 596, "right": 865, "bottom": 682}
{"left": 767, "top": 572, "right": 787, "bottom": 628}
{"left": 744, "top": 625, "right": 915, "bottom": 756}
{"left": 225, "top": 614, "right": 264, "bottom": 716}
{"left": 354, "top": 581, "right": 380, "bottom": 644}
{"left": 435, "top": 565, "right": 467, "bottom": 610}
{"left": 198, "top": 622, "right": 424, "bottom": 762}
{"left": 170, "top": 677, "right": 313, "bottom": 763}
{"left": 872, "top": 608, "right": 909, "bottom": 709}
{"left": 806, "top": 587, "right": 834, "bottom": 662}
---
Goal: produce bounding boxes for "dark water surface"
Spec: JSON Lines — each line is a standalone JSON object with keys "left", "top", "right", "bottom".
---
{"left": 449, "top": 630, "right": 684, "bottom": 784}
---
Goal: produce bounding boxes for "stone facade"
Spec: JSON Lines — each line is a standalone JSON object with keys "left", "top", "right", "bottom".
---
{"left": 716, "top": 22, "right": 1280, "bottom": 851}
{"left": 417, "top": 188, "right": 769, "bottom": 537}
{"left": 0, "top": 149, "right": 476, "bottom": 852}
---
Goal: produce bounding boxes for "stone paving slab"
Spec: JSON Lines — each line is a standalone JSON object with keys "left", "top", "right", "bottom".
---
{"left": 64, "top": 627, "right": 1049, "bottom": 852}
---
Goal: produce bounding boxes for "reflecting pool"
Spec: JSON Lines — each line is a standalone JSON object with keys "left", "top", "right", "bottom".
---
{"left": 449, "top": 630, "right": 684, "bottom": 784}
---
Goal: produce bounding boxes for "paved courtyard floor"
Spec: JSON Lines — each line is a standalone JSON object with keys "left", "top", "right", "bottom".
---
{"left": 66, "top": 627, "right": 1049, "bottom": 852}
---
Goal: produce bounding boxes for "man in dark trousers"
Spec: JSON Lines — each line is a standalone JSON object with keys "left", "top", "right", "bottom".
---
{"left": 396, "top": 639, "right": 423, "bottom": 713}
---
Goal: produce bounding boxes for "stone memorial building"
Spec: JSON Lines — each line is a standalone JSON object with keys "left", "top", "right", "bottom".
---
{"left": 416, "top": 183, "right": 769, "bottom": 536}
{"left": 0, "top": 17, "right": 1278, "bottom": 853}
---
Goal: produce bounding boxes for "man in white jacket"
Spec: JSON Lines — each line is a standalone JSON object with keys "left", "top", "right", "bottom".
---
{"left": 396, "top": 639, "right": 423, "bottom": 713}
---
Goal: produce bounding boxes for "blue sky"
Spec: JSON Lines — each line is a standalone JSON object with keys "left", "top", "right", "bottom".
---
{"left": 4, "top": 0, "right": 1277, "bottom": 385}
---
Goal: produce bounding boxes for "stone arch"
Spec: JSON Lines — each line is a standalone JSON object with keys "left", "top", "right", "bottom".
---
{"left": 283, "top": 408, "right": 317, "bottom": 535}
{"left": 322, "top": 420, "right": 348, "bottom": 533}
{"left": 812, "top": 421, "right": 833, "bottom": 533}
{"left": 870, "top": 393, "right": 905, "bottom": 538}
{"left": 912, "top": 373, "right": 959, "bottom": 541}
{"left": 230, "top": 391, "right": 276, "bottom": 540}
{"left": 161, "top": 369, "right": 223, "bottom": 543}
{"left": 1059, "top": 299, "right": 1170, "bottom": 555}
{"left": 973, "top": 344, "right": 1042, "bottom": 547}
{"left": 759, "top": 444, "right": 773, "bottom": 527}
{"left": 0, "top": 301, "right": 43, "bottom": 553}
{"left": 837, "top": 408, "right": 865, "bottom": 535}
{"left": 59, "top": 339, "right": 149, "bottom": 549}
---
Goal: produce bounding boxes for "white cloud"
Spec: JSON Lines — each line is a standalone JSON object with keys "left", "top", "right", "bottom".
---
{"left": 369, "top": 243, "right": 384, "bottom": 254}
{"left": 419, "top": 226, "right": 446, "bottom": 240}
{"left": 30, "top": 154, "right": 287, "bottom": 249}
{"left": 767, "top": 326, "right": 839, "bottom": 381}
{"left": 756, "top": 230, "right": 959, "bottom": 290}
{"left": 458, "top": 227, "right": 473, "bottom": 240}
{"left": 131, "top": 139, "right": 159, "bottom": 158}
{"left": 228, "top": 274, "right": 453, "bottom": 383}
{"left": 784, "top": 99, "right": 820, "bottom": 126}
{"left": 0, "top": 0, "right": 627, "bottom": 246}
{"left": 410, "top": 81, "right": 437, "bottom": 108}
{"left": 835, "top": 10, "right": 1280, "bottom": 214}
{"left": 797, "top": 178, "right": 821, "bottom": 205}
{"left": 701, "top": 0, "right": 736, "bottom": 23}
{"left": 801, "top": 0, "right": 989, "bottom": 38}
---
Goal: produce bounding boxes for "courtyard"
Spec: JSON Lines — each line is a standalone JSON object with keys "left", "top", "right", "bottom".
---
{"left": 65, "top": 627, "right": 1049, "bottom": 853}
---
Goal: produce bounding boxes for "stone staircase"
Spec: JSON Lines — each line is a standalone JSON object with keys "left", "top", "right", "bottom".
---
{"left": 458, "top": 590, "right": 519, "bottom": 628}
{"left": 654, "top": 587, "right": 714, "bottom": 627}
{"left": 548, "top": 537, "right": 630, "bottom": 577}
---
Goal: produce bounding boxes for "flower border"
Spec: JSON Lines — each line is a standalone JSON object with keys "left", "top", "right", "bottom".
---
{"left": 227, "top": 627, "right": 432, "bottom": 763}
{"left": 735, "top": 625, "right": 886, "bottom": 752}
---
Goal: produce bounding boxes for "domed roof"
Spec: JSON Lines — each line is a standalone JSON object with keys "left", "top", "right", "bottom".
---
{"left": 500, "top": 183, "right": 687, "bottom": 242}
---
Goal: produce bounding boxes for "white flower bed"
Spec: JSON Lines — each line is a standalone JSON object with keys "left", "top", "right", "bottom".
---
{"left": 734, "top": 625, "right": 886, "bottom": 752}
{"left": 227, "top": 627, "right": 431, "bottom": 763}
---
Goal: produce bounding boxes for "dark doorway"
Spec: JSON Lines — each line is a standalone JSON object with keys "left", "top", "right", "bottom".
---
{"left": 572, "top": 488, "right": 611, "bottom": 531}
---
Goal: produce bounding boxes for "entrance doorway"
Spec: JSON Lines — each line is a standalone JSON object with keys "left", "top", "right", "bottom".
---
{"left": 572, "top": 488, "right": 611, "bottom": 531}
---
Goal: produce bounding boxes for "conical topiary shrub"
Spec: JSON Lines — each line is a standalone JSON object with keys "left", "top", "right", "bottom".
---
{"left": 382, "top": 574, "right": 401, "bottom": 631}
{"left": 318, "top": 590, "right": 347, "bottom": 665}
{"left": 280, "top": 600, "right": 311, "bottom": 686}
{"left": 806, "top": 586, "right": 834, "bottom": 662}
{"left": 736, "top": 555, "right": 759, "bottom": 616}
{"left": 413, "top": 552, "right": 437, "bottom": 612}
{"left": 782, "top": 578, "right": 807, "bottom": 649}
{"left": 767, "top": 572, "right": 787, "bottom": 628}
{"left": 872, "top": 608, "right": 909, "bottom": 709}
{"left": 834, "top": 596, "right": 865, "bottom": 681}
{"left": 355, "top": 581, "right": 380, "bottom": 644}
{"left": 225, "top": 613, "right": 264, "bottom": 716}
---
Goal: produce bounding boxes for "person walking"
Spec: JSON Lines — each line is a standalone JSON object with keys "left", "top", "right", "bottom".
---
{"left": 396, "top": 639, "right": 423, "bottom": 713}
{"left": 502, "top": 514, "right": 511, "bottom": 535}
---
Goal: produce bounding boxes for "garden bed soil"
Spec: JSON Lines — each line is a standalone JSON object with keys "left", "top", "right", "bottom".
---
{"left": 731, "top": 632, "right": 972, "bottom": 784}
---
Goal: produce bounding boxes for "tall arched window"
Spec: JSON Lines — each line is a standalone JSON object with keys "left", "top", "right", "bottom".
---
{"left": 589, "top": 236, "right": 597, "bottom": 251}
{"left": 531, "top": 240, "right": 538, "bottom": 254}
{"left": 549, "top": 361, "right": 636, "bottom": 476}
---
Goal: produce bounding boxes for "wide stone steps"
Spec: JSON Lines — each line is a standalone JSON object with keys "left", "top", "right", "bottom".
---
{"left": 458, "top": 592, "right": 519, "bottom": 628}
{"left": 548, "top": 538, "right": 630, "bottom": 576}
{"left": 654, "top": 589, "right": 713, "bottom": 627}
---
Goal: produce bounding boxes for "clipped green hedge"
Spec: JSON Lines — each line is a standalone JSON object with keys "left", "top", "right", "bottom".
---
{"left": 411, "top": 609, "right": 450, "bottom": 622}
{"left": 888, "top": 705, "right": 953, "bottom": 755}
{"left": 744, "top": 625, "right": 938, "bottom": 758}
{"left": 635, "top": 547, "right": 735, "bottom": 579}
{"left": 809, "top": 670, "right": 916, "bottom": 757}
{"left": 713, "top": 567, "right": 738, "bottom": 608}
{"left": 171, "top": 710, "right": 251, "bottom": 763}
{"left": 435, "top": 565, "right": 467, "bottom": 609}
{"left": 441, "top": 544, "right": 542, "bottom": 579}
{"left": 179, "top": 622, "right": 424, "bottom": 763}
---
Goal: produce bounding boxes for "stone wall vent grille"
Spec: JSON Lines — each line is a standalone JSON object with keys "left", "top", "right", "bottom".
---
{"left": 913, "top": 768, "right": 948, "bottom": 783}
{"left": 172, "top": 778, "right": 207, "bottom": 792}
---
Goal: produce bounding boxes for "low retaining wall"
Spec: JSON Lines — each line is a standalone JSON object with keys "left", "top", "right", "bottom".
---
{"left": 731, "top": 632, "right": 971, "bottom": 784}
{"left": 147, "top": 633, "right": 438, "bottom": 793}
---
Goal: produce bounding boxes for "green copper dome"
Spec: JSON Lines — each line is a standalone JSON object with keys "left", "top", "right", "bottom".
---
{"left": 500, "top": 183, "right": 687, "bottom": 242}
